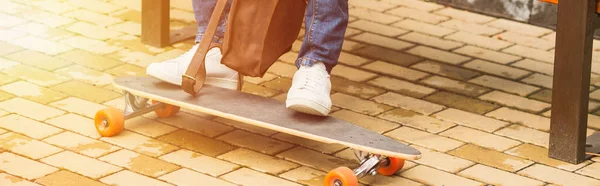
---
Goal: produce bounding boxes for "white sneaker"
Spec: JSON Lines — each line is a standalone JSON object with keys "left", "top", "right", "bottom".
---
{"left": 286, "top": 62, "right": 332, "bottom": 116}
{"left": 146, "top": 44, "right": 241, "bottom": 90}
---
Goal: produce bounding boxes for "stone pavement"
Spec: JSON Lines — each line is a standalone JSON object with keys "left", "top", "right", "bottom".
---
{"left": 2, "top": 0, "right": 600, "bottom": 185}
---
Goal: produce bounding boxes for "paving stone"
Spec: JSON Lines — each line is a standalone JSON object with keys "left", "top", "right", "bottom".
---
{"left": 379, "top": 108, "right": 455, "bottom": 133}
{"left": 373, "top": 92, "right": 445, "bottom": 115}
{"left": 66, "top": 22, "right": 122, "bottom": 41}
{"left": 100, "top": 149, "right": 179, "bottom": 177}
{"left": 337, "top": 52, "right": 371, "bottom": 66}
{"left": 5, "top": 50, "right": 71, "bottom": 71}
{"left": 453, "top": 45, "right": 522, "bottom": 64}
{"left": 52, "top": 81, "right": 121, "bottom": 103}
{"left": 486, "top": 107, "right": 550, "bottom": 131}
{"left": 441, "top": 126, "right": 521, "bottom": 151}
{"left": 330, "top": 76, "right": 387, "bottom": 99}
{"left": 243, "top": 73, "right": 278, "bottom": 85}
{"left": 45, "top": 114, "right": 101, "bottom": 139}
{"left": 157, "top": 130, "right": 234, "bottom": 157}
{"left": 222, "top": 168, "right": 302, "bottom": 186}
{"left": 218, "top": 148, "right": 298, "bottom": 174}
{"left": 439, "top": 19, "right": 503, "bottom": 36}
{"left": 518, "top": 164, "right": 600, "bottom": 186}
{"left": 506, "top": 144, "right": 589, "bottom": 172}
{"left": 102, "top": 130, "right": 178, "bottom": 157}
{"left": 349, "top": 8, "right": 402, "bottom": 24}
{"left": 434, "top": 7, "right": 496, "bottom": 23}
{"left": 487, "top": 19, "right": 553, "bottom": 37}
{"left": 424, "top": 91, "right": 499, "bottom": 115}
{"left": 392, "top": 19, "right": 456, "bottom": 37}
{"left": 277, "top": 147, "right": 357, "bottom": 172}
{"left": 41, "top": 151, "right": 121, "bottom": 179}
{"left": 0, "top": 73, "right": 16, "bottom": 87}
{"left": 35, "top": 170, "right": 108, "bottom": 186}
{"left": 363, "top": 61, "right": 429, "bottom": 81}
{"left": 0, "top": 13, "right": 26, "bottom": 28}
{"left": 68, "top": 0, "right": 123, "bottom": 13}
{"left": 49, "top": 97, "right": 107, "bottom": 119}
{"left": 449, "top": 144, "right": 534, "bottom": 172}
{"left": 433, "top": 108, "right": 509, "bottom": 132}
{"left": 469, "top": 75, "right": 539, "bottom": 96}
{"left": 0, "top": 132, "right": 62, "bottom": 160}
{"left": 479, "top": 91, "right": 550, "bottom": 113}
{"left": 410, "top": 61, "right": 480, "bottom": 81}
{"left": 386, "top": 127, "right": 464, "bottom": 152}
{"left": 502, "top": 45, "right": 554, "bottom": 63}
{"left": 352, "top": 46, "right": 422, "bottom": 66}
{"left": 496, "top": 32, "right": 555, "bottom": 50}
{"left": 367, "top": 77, "right": 435, "bottom": 98}
{"left": 331, "top": 64, "right": 378, "bottom": 82}
{"left": 420, "top": 76, "right": 490, "bottom": 97}
{"left": 153, "top": 112, "right": 233, "bottom": 138}
{"left": 387, "top": 7, "right": 449, "bottom": 24}
{"left": 458, "top": 164, "right": 544, "bottom": 186}
{"left": 352, "top": 33, "right": 414, "bottom": 50}
{"left": 0, "top": 114, "right": 62, "bottom": 139}
{"left": 521, "top": 73, "right": 553, "bottom": 89}
{"left": 213, "top": 117, "right": 278, "bottom": 136}
{"left": 575, "top": 162, "right": 600, "bottom": 180}
{"left": 401, "top": 165, "right": 482, "bottom": 186}
{"left": 57, "top": 49, "right": 122, "bottom": 71}
{"left": 64, "top": 9, "right": 123, "bottom": 27}
{"left": 159, "top": 168, "right": 237, "bottom": 186}
{"left": 0, "top": 42, "right": 22, "bottom": 55}
{"left": 0, "top": 29, "right": 26, "bottom": 42}
{"left": 241, "top": 83, "right": 281, "bottom": 98}
{"left": 100, "top": 170, "right": 173, "bottom": 186}
{"left": 0, "top": 173, "right": 40, "bottom": 186}
{"left": 8, "top": 36, "right": 72, "bottom": 55}
{"left": 3, "top": 65, "right": 70, "bottom": 87}
{"left": 0, "top": 90, "right": 13, "bottom": 102}
{"left": 399, "top": 32, "right": 464, "bottom": 50}
{"left": 18, "top": 9, "right": 75, "bottom": 28}
{"left": 43, "top": 131, "right": 119, "bottom": 158}
{"left": 359, "top": 175, "right": 424, "bottom": 186}
{"left": 159, "top": 148, "right": 238, "bottom": 177}
{"left": 411, "top": 145, "right": 474, "bottom": 173}
{"left": 349, "top": 0, "right": 397, "bottom": 11}
{"left": 445, "top": 31, "right": 512, "bottom": 50}
{"left": 331, "top": 110, "right": 399, "bottom": 134}
{"left": 383, "top": 0, "right": 444, "bottom": 11}
{"left": 528, "top": 89, "right": 553, "bottom": 103}
{"left": 217, "top": 130, "right": 293, "bottom": 155}
{"left": 279, "top": 166, "right": 326, "bottom": 186}
{"left": 348, "top": 19, "right": 408, "bottom": 37}
{"left": 341, "top": 39, "right": 366, "bottom": 51}
{"left": 0, "top": 81, "right": 66, "bottom": 104}
{"left": 406, "top": 46, "right": 471, "bottom": 65}
{"left": 105, "top": 49, "right": 161, "bottom": 68}
{"left": 60, "top": 36, "right": 123, "bottom": 55}
{"left": 332, "top": 93, "right": 393, "bottom": 116}
{"left": 463, "top": 59, "right": 531, "bottom": 80}
{"left": 0, "top": 152, "right": 58, "bottom": 180}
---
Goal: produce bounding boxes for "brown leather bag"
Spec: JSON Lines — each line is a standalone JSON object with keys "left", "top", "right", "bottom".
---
{"left": 182, "top": 0, "right": 307, "bottom": 96}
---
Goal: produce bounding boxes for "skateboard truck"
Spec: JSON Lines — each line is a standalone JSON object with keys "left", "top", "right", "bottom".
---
{"left": 324, "top": 150, "right": 405, "bottom": 186}
{"left": 94, "top": 91, "right": 181, "bottom": 137}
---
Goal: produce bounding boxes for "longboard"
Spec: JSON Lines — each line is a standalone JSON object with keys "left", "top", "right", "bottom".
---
{"left": 95, "top": 76, "right": 421, "bottom": 186}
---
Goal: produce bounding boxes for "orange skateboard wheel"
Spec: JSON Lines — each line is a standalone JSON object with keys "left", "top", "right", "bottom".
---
{"left": 324, "top": 167, "right": 358, "bottom": 186}
{"left": 152, "top": 100, "right": 180, "bottom": 118}
{"left": 376, "top": 157, "right": 405, "bottom": 176}
{"left": 94, "top": 108, "right": 125, "bottom": 137}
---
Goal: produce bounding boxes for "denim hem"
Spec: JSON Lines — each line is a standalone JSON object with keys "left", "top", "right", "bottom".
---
{"left": 195, "top": 34, "right": 224, "bottom": 44}
{"left": 295, "top": 57, "right": 335, "bottom": 74}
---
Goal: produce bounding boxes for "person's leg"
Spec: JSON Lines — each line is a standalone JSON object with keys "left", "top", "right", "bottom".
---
{"left": 146, "top": 0, "right": 240, "bottom": 90}
{"left": 286, "top": 0, "right": 349, "bottom": 116}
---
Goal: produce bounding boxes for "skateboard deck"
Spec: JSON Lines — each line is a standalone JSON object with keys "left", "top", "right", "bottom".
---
{"left": 112, "top": 76, "right": 421, "bottom": 160}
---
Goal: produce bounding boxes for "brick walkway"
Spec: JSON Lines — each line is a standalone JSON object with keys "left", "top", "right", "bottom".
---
{"left": 2, "top": 0, "right": 600, "bottom": 185}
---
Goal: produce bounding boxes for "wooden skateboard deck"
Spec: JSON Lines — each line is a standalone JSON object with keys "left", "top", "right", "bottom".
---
{"left": 113, "top": 76, "right": 421, "bottom": 160}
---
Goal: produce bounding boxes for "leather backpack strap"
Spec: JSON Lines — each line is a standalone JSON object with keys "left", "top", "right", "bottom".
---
{"left": 182, "top": 0, "right": 228, "bottom": 96}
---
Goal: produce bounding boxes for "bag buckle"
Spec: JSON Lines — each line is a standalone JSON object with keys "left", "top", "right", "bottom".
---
{"left": 182, "top": 74, "right": 196, "bottom": 84}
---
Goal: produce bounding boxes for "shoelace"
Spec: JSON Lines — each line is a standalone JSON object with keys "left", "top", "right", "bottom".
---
{"left": 300, "top": 68, "right": 328, "bottom": 95}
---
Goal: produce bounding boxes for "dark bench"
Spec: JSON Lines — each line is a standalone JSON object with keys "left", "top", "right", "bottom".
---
{"left": 140, "top": 0, "right": 197, "bottom": 47}
{"left": 542, "top": 0, "right": 600, "bottom": 164}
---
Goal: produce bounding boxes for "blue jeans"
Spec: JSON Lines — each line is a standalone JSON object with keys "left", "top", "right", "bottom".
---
{"left": 192, "top": 0, "right": 349, "bottom": 73}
